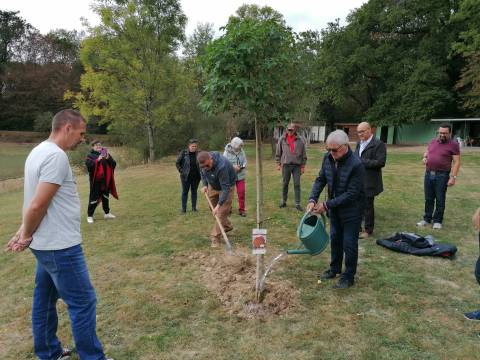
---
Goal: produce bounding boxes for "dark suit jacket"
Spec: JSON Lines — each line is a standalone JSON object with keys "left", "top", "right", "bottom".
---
{"left": 354, "top": 137, "right": 386, "bottom": 197}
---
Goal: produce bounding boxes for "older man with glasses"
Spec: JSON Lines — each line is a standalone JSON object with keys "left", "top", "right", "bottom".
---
{"left": 306, "top": 130, "right": 365, "bottom": 289}
{"left": 417, "top": 123, "right": 461, "bottom": 230}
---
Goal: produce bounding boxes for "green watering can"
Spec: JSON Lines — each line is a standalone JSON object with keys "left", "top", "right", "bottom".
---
{"left": 287, "top": 212, "right": 329, "bottom": 255}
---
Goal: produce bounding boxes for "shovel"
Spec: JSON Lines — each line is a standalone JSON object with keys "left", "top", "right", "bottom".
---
{"left": 204, "top": 191, "right": 233, "bottom": 254}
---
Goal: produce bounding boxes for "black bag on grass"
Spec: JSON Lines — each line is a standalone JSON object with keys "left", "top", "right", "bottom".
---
{"left": 376, "top": 232, "right": 457, "bottom": 259}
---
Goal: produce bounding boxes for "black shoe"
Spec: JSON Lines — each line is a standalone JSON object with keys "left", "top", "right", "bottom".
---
{"left": 180, "top": 209, "right": 186, "bottom": 214}
{"left": 279, "top": 202, "right": 287, "bottom": 208}
{"left": 192, "top": 208, "right": 197, "bottom": 212}
{"left": 295, "top": 204, "right": 303, "bottom": 211}
{"left": 332, "top": 278, "right": 354, "bottom": 289}
{"left": 319, "top": 269, "right": 338, "bottom": 280}
{"left": 239, "top": 211, "right": 246, "bottom": 217}
{"left": 57, "top": 348, "right": 73, "bottom": 360}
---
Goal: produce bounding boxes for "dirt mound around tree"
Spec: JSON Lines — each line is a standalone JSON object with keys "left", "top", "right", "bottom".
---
{"left": 181, "top": 249, "right": 300, "bottom": 320}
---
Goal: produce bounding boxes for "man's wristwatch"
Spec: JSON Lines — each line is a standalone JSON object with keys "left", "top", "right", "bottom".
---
{"left": 450, "top": 175, "right": 457, "bottom": 179}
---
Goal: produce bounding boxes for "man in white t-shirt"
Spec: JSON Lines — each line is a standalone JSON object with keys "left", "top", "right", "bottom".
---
{"left": 6, "top": 110, "right": 112, "bottom": 360}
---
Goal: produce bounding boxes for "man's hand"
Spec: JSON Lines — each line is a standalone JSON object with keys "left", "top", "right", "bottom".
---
{"left": 277, "top": 164, "right": 281, "bottom": 171}
{"left": 202, "top": 186, "right": 208, "bottom": 193}
{"left": 306, "top": 201, "right": 316, "bottom": 212}
{"left": 447, "top": 177, "right": 456, "bottom": 187}
{"left": 233, "top": 165, "right": 241, "bottom": 172}
{"left": 212, "top": 204, "right": 220, "bottom": 217}
{"left": 6, "top": 228, "right": 32, "bottom": 252}
{"left": 422, "top": 157, "right": 427, "bottom": 165}
{"left": 301, "top": 166, "right": 305, "bottom": 175}
{"left": 313, "top": 202, "right": 327, "bottom": 214}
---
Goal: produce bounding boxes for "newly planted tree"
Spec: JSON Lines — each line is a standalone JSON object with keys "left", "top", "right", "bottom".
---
{"left": 200, "top": 5, "right": 299, "bottom": 300}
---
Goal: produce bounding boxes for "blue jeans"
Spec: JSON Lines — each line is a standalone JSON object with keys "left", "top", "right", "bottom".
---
{"left": 329, "top": 213, "right": 361, "bottom": 281}
{"left": 423, "top": 171, "right": 449, "bottom": 224}
{"left": 31, "top": 245, "right": 106, "bottom": 360}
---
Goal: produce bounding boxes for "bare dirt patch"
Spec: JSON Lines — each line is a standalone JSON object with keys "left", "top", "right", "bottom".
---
{"left": 178, "top": 248, "right": 300, "bottom": 320}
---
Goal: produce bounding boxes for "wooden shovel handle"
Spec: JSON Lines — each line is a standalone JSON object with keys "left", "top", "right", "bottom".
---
{"left": 204, "top": 191, "right": 232, "bottom": 251}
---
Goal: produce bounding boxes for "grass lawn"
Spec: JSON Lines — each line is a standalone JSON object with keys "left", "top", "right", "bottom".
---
{"left": 0, "top": 143, "right": 479, "bottom": 359}
{"left": 0, "top": 142, "right": 35, "bottom": 180}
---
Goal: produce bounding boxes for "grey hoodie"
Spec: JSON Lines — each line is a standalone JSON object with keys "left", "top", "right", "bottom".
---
{"left": 223, "top": 141, "right": 247, "bottom": 181}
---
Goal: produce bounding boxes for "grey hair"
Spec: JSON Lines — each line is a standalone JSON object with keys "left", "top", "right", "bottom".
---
{"left": 326, "top": 130, "right": 349, "bottom": 145}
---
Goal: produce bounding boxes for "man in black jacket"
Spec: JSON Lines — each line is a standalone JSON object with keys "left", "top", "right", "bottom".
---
{"left": 307, "top": 130, "right": 365, "bottom": 289}
{"left": 354, "top": 122, "right": 387, "bottom": 238}
{"left": 198, "top": 151, "right": 237, "bottom": 248}
{"left": 175, "top": 139, "right": 200, "bottom": 213}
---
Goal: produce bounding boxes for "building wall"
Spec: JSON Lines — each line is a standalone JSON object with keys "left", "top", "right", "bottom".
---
{"left": 394, "top": 123, "right": 438, "bottom": 145}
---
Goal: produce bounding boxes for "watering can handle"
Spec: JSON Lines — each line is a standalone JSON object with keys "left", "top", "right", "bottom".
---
{"left": 297, "top": 211, "right": 327, "bottom": 239}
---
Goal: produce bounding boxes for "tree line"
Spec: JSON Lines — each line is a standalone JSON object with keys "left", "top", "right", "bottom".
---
{"left": 1, "top": 0, "right": 479, "bottom": 161}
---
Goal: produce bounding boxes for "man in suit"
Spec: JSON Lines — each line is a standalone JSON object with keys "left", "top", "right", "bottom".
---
{"left": 355, "top": 122, "right": 387, "bottom": 238}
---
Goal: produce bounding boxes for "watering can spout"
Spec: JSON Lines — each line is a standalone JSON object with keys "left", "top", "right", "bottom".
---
{"left": 286, "top": 248, "right": 312, "bottom": 255}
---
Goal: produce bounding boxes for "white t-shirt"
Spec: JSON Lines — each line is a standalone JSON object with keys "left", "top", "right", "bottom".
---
{"left": 24, "top": 141, "right": 82, "bottom": 250}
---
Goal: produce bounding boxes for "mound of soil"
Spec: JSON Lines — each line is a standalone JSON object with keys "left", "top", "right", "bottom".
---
{"left": 181, "top": 249, "right": 300, "bottom": 320}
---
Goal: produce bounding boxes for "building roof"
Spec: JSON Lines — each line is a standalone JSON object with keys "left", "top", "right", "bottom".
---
{"left": 431, "top": 118, "right": 480, "bottom": 122}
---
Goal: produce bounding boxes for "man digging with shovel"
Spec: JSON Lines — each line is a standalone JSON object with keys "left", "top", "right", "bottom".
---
{"left": 198, "top": 151, "right": 236, "bottom": 248}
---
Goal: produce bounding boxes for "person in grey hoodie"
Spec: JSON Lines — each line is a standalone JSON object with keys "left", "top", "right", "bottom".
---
{"left": 276, "top": 123, "right": 307, "bottom": 211}
{"left": 224, "top": 137, "right": 247, "bottom": 216}
{"left": 197, "top": 151, "right": 237, "bottom": 247}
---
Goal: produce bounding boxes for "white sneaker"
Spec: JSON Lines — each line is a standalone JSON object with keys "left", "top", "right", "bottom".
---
{"left": 87, "top": 217, "right": 94, "bottom": 224}
{"left": 416, "top": 220, "right": 429, "bottom": 227}
{"left": 432, "top": 222, "right": 442, "bottom": 230}
{"left": 104, "top": 213, "right": 116, "bottom": 220}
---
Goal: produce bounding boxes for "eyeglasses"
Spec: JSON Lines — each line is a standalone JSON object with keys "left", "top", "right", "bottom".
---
{"left": 357, "top": 130, "right": 366, "bottom": 134}
{"left": 326, "top": 145, "right": 344, "bottom": 153}
{"left": 437, "top": 132, "right": 449, "bottom": 135}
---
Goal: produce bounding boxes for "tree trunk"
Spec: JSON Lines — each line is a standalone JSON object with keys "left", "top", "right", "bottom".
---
{"left": 146, "top": 123, "right": 155, "bottom": 162}
{"left": 254, "top": 115, "right": 265, "bottom": 302}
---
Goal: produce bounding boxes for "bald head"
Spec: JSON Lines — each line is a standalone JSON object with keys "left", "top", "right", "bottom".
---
{"left": 52, "top": 109, "right": 85, "bottom": 133}
{"left": 197, "top": 151, "right": 213, "bottom": 170}
{"left": 357, "top": 121, "right": 373, "bottom": 141}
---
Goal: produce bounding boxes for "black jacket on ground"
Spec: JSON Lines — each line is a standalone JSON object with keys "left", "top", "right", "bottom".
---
{"left": 354, "top": 137, "right": 386, "bottom": 197}
{"left": 308, "top": 148, "right": 365, "bottom": 222}
{"left": 176, "top": 149, "right": 200, "bottom": 179}
{"left": 200, "top": 152, "right": 236, "bottom": 206}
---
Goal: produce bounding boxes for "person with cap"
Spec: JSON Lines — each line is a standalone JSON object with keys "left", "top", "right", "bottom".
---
{"left": 176, "top": 139, "right": 201, "bottom": 213}
{"left": 306, "top": 130, "right": 365, "bottom": 289}
{"left": 275, "top": 123, "right": 307, "bottom": 211}
{"left": 223, "top": 137, "right": 247, "bottom": 217}
{"left": 197, "top": 151, "right": 236, "bottom": 247}
{"left": 354, "top": 122, "right": 387, "bottom": 238}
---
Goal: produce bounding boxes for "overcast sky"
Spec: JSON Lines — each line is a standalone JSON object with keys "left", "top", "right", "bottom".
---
{"left": 2, "top": 0, "right": 367, "bottom": 36}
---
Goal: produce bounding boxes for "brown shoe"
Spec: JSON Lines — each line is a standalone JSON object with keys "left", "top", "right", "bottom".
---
{"left": 210, "top": 237, "right": 221, "bottom": 248}
{"left": 359, "top": 232, "right": 370, "bottom": 239}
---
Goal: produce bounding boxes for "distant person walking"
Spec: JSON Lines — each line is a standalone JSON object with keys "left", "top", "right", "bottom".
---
{"left": 417, "top": 123, "right": 460, "bottom": 230}
{"left": 85, "top": 140, "right": 118, "bottom": 224}
{"left": 306, "top": 130, "right": 365, "bottom": 289}
{"left": 276, "top": 123, "right": 307, "bottom": 211}
{"left": 354, "top": 122, "right": 387, "bottom": 238}
{"left": 176, "top": 139, "right": 201, "bottom": 213}
{"left": 198, "top": 151, "right": 236, "bottom": 247}
{"left": 224, "top": 137, "right": 247, "bottom": 217}
{"left": 6, "top": 110, "right": 113, "bottom": 360}
{"left": 464, "top": 208, "right": 480, "bottom": 321}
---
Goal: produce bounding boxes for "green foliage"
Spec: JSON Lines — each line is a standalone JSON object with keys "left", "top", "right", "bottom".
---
{"left": 33, "top": 111, "right": 53, "bottom": 132}
{"left": 200, "top": 5, "right": 299, "bottom": 125}
{"left": 315, "top": 0, "right": 463, "bottom": 126}
{"left": 72, "top": 0, "right": 194, "bottom": 161}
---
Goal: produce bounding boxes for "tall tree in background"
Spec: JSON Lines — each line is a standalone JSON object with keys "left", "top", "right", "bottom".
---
{"left": 316, "top": 0, "right": 463, "bottom": 126}
{"left": 71, "top": 0, "right": 187, "bottom": 161}
{"left": 200, "top": 4, "right": 299, "bottom": 300}
{"left": 452, "top": 0, "right": 480, "bottom": 115}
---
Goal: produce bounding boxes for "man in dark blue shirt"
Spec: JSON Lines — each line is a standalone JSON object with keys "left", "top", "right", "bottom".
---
{"left": 198, "top": 151, "right": 237, "bottom": 247}
{"left": 307, "top": 130, "right": 365, "bottom": 289}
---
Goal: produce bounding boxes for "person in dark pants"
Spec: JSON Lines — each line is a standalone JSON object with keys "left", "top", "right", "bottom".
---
{"left": 275, "top": 123, "right": 307, "bottom": 211}
{"left": 306, "top": 130, "right": 365, "bottom": 289}
{"left": 354, "top": 122, "right": 386, "bottom": 238}
{"left": 85, "top": 140, "right": 118, "bottom": 224}
{"left": 464, "top": 208, "right": 480, "bottom": 320}
{"left": 176, "top": 139, "right": 201, "bottom": 213}
{"left": 417, "top": 123, "right": 460, "bottom": 230}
